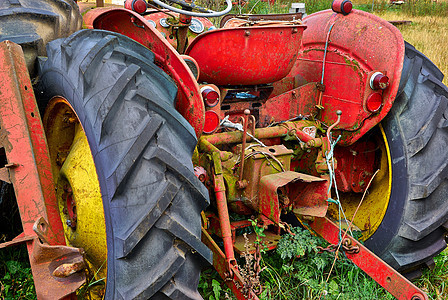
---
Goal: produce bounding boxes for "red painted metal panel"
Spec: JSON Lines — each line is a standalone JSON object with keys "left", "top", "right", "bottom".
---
{"left": 185, "top": 25, "right": 306, "bottom": 86}
{"left": 92, "top": 8, "right": 205, "bottom": 138}
{"left": 259, "top": 171, "right": 328, "bottom": 223}
{"left": 291, "top": 9, "right": 404, "bottom": 145}
{"left": 0, "top": 41, "right": 64, "bottom": 245}
{"left": 0, "top": 41, "right": 84, "bottom": 299}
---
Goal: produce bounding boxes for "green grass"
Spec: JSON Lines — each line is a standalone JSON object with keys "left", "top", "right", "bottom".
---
{"left": 200, "top": 226, "right": 396, "bottom": 300}
{"left": 0, "top": 245, "right": 35, "bottom": 299}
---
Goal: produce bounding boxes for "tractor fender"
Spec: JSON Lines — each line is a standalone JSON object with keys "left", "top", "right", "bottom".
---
{"left": 92, "top": 8, "right": 205, "bottom": 138}
{"left": 292, "top": 9, "right": 405, "bottom": 146}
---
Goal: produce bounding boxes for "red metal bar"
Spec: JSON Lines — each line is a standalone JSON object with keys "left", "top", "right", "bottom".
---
{"left": 309, "top": 217, "right": 428, "bottom": 300}
{"left": 0, "top": 41, "right": 65, "bottom": 245}
{"left": 0, "top": 41, "right": 82, "bottom": 299}
{"left": 202, "top": 227, "right": 259, "bottom": 300}
{"left": 212, "top": 152, "right": 237, "bottom": 272}
{"left": 202, "top": 121, "right": 314, "bottom": 146}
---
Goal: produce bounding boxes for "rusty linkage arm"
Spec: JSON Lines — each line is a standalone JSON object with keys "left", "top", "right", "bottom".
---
{"left": 0, "top": 41, "right": 87, "bottom": 299}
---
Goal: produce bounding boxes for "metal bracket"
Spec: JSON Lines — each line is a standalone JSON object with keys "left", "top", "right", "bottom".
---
{"left": 0, "top": 41, "right": 85, "bottom": 298}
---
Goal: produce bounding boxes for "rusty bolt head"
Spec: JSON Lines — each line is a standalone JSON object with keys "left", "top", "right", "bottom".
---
{"left": 52, "top": 257, "right": 86, "bottom": 278}
{"left": 236, "top": 180, "right": 248, "bottom": 189}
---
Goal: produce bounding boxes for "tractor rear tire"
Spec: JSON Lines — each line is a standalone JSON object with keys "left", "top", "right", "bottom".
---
{"left": 0, "top": 0, "right": 82, "bottom": 75}
{"left": 37, "top": 29, "right": 211, "bottom": 299}
{"left": 365, "top": 42, "right": 448, "bottom": 277}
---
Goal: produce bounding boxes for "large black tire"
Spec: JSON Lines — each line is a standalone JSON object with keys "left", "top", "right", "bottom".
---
{"left": 37, "top": 29, "right": 212, "bottom": 299}
{"left": 365, "top": 42, "right": 448, "bottom": 277}
{"left": 0, "top": 0, "right": 82, "bottom": 75}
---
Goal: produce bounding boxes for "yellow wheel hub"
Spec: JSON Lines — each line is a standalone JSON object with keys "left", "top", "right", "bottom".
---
{"left": 43, "top": 97, "right": 107, "bottom": 296}
{"left": 328, "top": 125, "right": 392, "bottom": 240}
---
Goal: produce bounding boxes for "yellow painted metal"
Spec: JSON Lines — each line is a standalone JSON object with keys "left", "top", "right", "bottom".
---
{"left": 328, "top": 125, "right": 392, "bottom": 240}
{"left": 57, "top": 124, "right": 107, "bottom": 275}
{"left": 43, "top": 97, "right": 107, "bottom": 297}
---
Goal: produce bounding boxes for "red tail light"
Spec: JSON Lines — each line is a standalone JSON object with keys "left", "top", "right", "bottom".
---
{"left": 203, "top": 110, "right": 220, "bottom": 134}
{"left": 366, "top": 92, "right": 383, "bottom": 113}
{"left": 201, "top": 86, "right": 220, "bottom": 107}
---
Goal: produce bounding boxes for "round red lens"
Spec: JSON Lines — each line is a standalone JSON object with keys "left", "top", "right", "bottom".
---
{"left": 202, "top": 88, "right": 220, "bottom": 107}
{"left": 203, "top": 110, "right": 220, "bottom": 134}
{"left": 366, "top": 93, "right": 383, "bottom": 113}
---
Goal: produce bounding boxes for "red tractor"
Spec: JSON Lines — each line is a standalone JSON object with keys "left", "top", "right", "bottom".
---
{"left": 0, "top": 0, "right": 447, "bottom": 299}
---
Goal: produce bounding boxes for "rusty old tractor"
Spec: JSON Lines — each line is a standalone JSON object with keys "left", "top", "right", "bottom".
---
{"left": 0, "top": 0, "right": 448, "bottom": 299}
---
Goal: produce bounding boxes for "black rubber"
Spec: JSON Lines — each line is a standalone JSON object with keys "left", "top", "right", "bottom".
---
{"left": 37, "top": 29, "right": 211, "bottom": 299}
{"left": 365, "top": 42, "right": 448, "bottom": 277}
{"left": 0, "top": 0, "right": 81, "bottom": 75}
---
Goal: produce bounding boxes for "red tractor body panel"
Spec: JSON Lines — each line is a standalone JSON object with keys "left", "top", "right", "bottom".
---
{"left": 185, "top": 25, "right": 306, "bottom": 85}
{"left": 292, "top": 9, "right": 404, "bottom": 145}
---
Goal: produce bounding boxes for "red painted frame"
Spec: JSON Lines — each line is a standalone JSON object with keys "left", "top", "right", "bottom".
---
{"left": 0, "top": 41, "right": 83, "bottom": 299}
{"left": 285, "top": 9, "right": 405, "bottom": 146}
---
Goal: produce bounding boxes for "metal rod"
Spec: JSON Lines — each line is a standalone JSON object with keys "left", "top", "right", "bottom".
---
{"left": 238, "top": 110, "right": 250, "bottom": 183}
{"left": 202, "top": 121, "right": 314, "bottom": 146}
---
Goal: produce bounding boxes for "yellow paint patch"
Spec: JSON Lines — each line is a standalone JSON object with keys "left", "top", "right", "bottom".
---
{"left": 328, "top": 125, "right": 391, "bottom": 240}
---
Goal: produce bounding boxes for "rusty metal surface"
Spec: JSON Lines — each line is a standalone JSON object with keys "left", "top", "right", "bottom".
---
{"left": 92, "top": 8, "right": 205, "bottom": 138}
{"left": 0, "top": 41, "right": 86, "bottom": 298}
{"left": 260, "top": 83, "right": 319, "bottom": 126}
{"left": 0, "top": 234, "right": 34, "bottom": 249}
{"left": 31, "top": 237, "right": 86, "bottom": 299}
{"left": 0, "top": 41, "right": 65, "bottom": 245}
{"left": 31, "top": 218, "right": 86, "bottom": 299}
{"left": 143, "top": 11, "right": 214, "bottom": 51}
{"left": 291, "top": 9, "right": 405, "bottom": 146}
{"left": 238, "top": 145, "right": 293, "bottom": 210}
{"left": 185, "top": 25, "right": 306, "bottom": 86}
{"left": 200, "top": 120, "right": 313, "bottom": 146}
{"left": 259, "top": 171, "right": 328, "bottom": 223}
{"left": 233, "top": 231, "right": 280, "bottom": 254}
{"left": 211, "top": 152, "right": 237, "bottom": 272}
{"left": 334, "top": 138, "right": 379, "bottom": 193}
{"left": 220, "top": 12, "right": 303, "bottom": 28}
{"left": 309, "top": 217, "right": 428, "bottom": 300}
{"left": 202, "top": 227, "right": 259, "bottom": 300}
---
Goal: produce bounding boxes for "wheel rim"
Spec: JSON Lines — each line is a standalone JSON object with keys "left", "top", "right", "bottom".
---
{"left": 43, "top": 97, "right": 107, "bottom": 294}
{"left": 328, "top": 125, "right": 392, "bottom": 240}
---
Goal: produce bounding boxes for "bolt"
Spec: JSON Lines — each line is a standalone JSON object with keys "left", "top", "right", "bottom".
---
{"left": 52, "top": 257, "right": 86, "bottom": 278}
{"left": 245, "top": 30, "right": 250, "bottom": 36}
{"left": 63, "top": 116, "right": 77, "bottom": 124}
